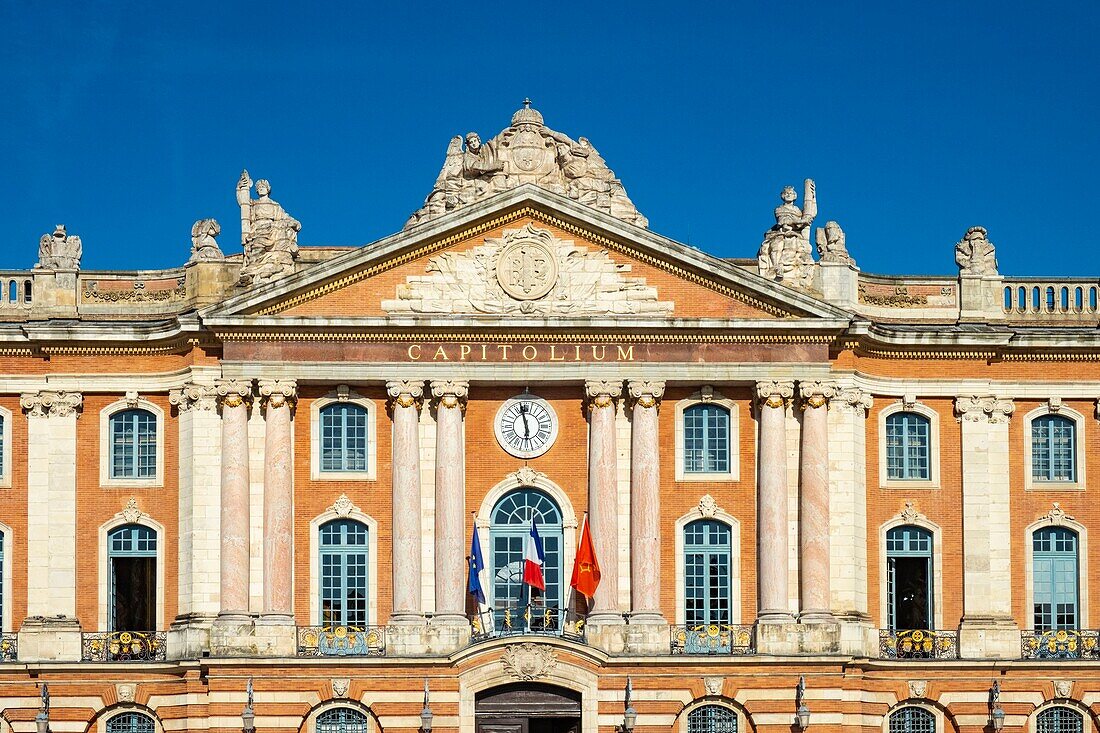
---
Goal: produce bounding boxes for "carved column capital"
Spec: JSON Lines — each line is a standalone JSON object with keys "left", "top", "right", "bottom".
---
{"left": 831, "top": 387, "right": 874, "bottom": 415}
{"left": 258, "top": 378, "right": 298, "bottom": 410}
{"left": 170, "top": 382, "right": 218, "bottom": 412}
{"left": 387, "top": 380, "right": 425, "bottom": 411}
{"left": 584, "top": 379, "right": 622, "bottom": 413}
{"left": 755, "top": 380, "right": 794, "bottom": 410}
{"left": 215, "top": 378, "right": 253, "bottom": 409}
{"left": 430, "top": 380, "right": 469, "bottom": 411}
{"left": 20, "top": 390, "right": 83, "bottom": 418}
{"left": 955, "top": 395, "right": 1014, "bottom": 424}
{"left": 627, "top": 380, "right": 665, "bottom": 409}
{"left": 798, "top": 380, "right": 838, "bottom": 410}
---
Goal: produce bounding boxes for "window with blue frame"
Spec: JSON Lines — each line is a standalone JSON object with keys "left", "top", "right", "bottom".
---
{"left": 888, "top": 707, "right": 935, "bottom": 733}
{"left": 684, "top": 519, "right": 732, "bottom": 627}
{"left": 319, "top": 519, "right": 369, "bottom": 628}
{"left": 108, "top": 524, "right": 157, "bottom": 631}
{"left": 1033, "top": 527, "right": 1079, "bottom": 631}
{"left": 106, "top": 713, "right": 156, "bottom": 733}
{"left": 110, "top": 408, "right": 157, "bottom": 479}
{"left": 489, "top": 489, "right": 563, "bottom": 610}
{"left": 687, "top": 705, "right": 737, "bottom": 733}
{"left": 885, "top": 412, "right": 931, "bottom": 480}
{"left": 316, "top": 708, "right": 369, "bottom": 733}
{"left": 1037, "top": 707, "right": 1083, "bottom": 733}
{"left": 1032, "top": 415, "right": 1076, "bottom": 482}
{"left": 683, "top": 404, "right": 730, "bottom": 474}
{"left": 886, "top": 526, "right": 933, "bottom": 630}
{"left": 320, "top": 403, "right": 369, "bottom": 472}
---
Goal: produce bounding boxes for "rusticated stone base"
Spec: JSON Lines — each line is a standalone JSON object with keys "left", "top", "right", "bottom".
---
{"left": 386, "top": 622, "right": 432, "bottom": 656}
{"left": 425, "top": 616, "right": 472, "bottom": 656}
{"left": 17, "top": 616, "right": 82, "bottom": 662}
{"left": 209, "top": 616, "right": 296, "bottom": 657}
{"left": 755, "top": 621, "right": 842, "bottom": 656}
{"left": 585, "top": 614, "right": 628, "bottom": 655}
{"left": 625, "top": 616, "right": 670, "bottom": 655}
{"left": 958, "top": 618, "right": 1020, "bottom": 659}
{"left": 837, "top": 618, "right": 878, "bottom": 657}
{"left": 167, "top": 613, "right": 214, "bottom": 660}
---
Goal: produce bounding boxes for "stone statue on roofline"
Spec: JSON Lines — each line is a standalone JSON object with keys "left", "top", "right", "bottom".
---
{"left": 955, "top": 225, "right": 998, "bottom": 276}
{"left": 236, "top": 170, "right": 300, "bottom": 286}
{"left": 757, "top": 180, "right": 817, "bottom": 288}
{"left": 816, "top": 220, "right": 854, "bottom": 267}
{"left": 405, "top": 99, "right": 648, "bottom": 229}
{"left": 189, "top": 218, "right": 224, "bottom": 262}
{"left": 35, "top": 224, "right": 82, "bottom": 270}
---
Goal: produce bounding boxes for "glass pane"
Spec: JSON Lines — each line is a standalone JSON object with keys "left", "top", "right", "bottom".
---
{"left": 683, "top": 405, "right": 730, "bottom": 473}
{"left": 318, "top": 519, "right": 370, "bottom": 627}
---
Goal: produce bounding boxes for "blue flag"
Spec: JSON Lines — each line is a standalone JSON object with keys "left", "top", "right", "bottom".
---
{"left": 468, "top": 522, "right": 486, "bottom": 605}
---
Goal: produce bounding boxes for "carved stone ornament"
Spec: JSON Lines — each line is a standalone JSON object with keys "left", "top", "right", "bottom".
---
{"left": 405, "top": 100, "right": 648, "bottom": 230}
{"left": 585, "top": 380, "right": 622, "bottom": 411}
{"left": 755, "top": 380, "right": 795, "bottom": 409}
{"left": 698, "top": 494, "right": 718, "bottom": 518}
{"left": 258, "top": 379, "right": 298, "bottom": 410}
{"left": 703, "top": 676, "right": 724, "bottom": 696}
{"left": 120, "top": 497, "right": 147, "bottom": 524}
{"left": 833, "top": 387, "right": 873, "bottom": 415}
{"left": 501, "top": 642, "right": 557, "bottom": 681}
{"left": 383, "top": 223, "right": 672, "bottom": 317}
{"left": 20, "top": 391, "right": 83, "bottom": 418}
{"left": 628, "top": 380, "right": 665, "bottom": 409}
{"left": 36, "top": 224, "right": 83, "bottom": 270}
{"left": 899, "top": 501, "right": 925, "bottom": 524}
{"left": 189, "top": 218, "right": 224, "bottom": 262}
{"left": 331, "top": 678, "right": 350, "bottom": 699}
{"left": 956, "top": 395, "right": 1014, "bottom": 424}
{"left": 386, "top": 380, "right": 425, "bottom": 410}
{"left": 215, "top": 379, "right": 253, "bottom": 409}
{"left": 327, "top": 494, "right": 358, "bottom": 518}
{"left": 816, "top": 220, "right": 855, "bottom": 266}
{"left": 169, "top": 383, "right": 218, "bottom": 412}
{"left": 124, "top": 390, "right": 140, "bottom": 408}
{"left": 1053, "top": 680, "right": 1073, "bottom": 698}
{"left": 902, "top": 393, "right": 918, "bottom": 410}
{"left": 757, "top": 179, "right": 817, "bottom": 288}
{"left": 1040, "top": 503, "right": 1074, "bottom": 526}
{"left": 908, "top": 680, "right": 928, "bottom": 699}
{"left": 955, "top": 226, "right": 998, "bottom": 276}
{"left": 509, "top": 466, "right": 548, "bottom": 488}
{"left": 799, "top": 381, "right": 837, "bottom": 409}
{"left": 116, "top": 683, "right": 136, "bottom": 703}
{"left": 431, "top": 380, "right": 470, "bottom": 411}
{"left": 236, "top": 170, "right": 301, "bottom": 286}
{"left": 1047, "top": 397, "right": 1063, "bottom": 413}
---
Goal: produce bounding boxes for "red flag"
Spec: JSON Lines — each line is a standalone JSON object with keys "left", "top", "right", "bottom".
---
{"left": 570, "top": 514, "right": 601, "bottom": 600}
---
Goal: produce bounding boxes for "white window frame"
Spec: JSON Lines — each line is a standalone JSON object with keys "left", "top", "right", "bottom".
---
{"left": 1024, "top": 405, "right": 1087, "bottom": 491}
{"left": 1029, "top": 702, "right": 1092, "bottom": 733}
{"left": 308, "top": 497, "right": 379, "bottom": 627}
{"left": 0, "top": 520, "right": 12, "bottom": 632}
{"left": 879, "top": 511, "right": 944, "bottom": 631}
{"left": 674, "top": 498, "right": 742, "bottom": 625}
{"left": 1024, "top": 515, "right": 1089, "bottom": 630}
{"left": 98, "top": 513, "right": 166, "bottom": 631}
{"left": 881, "top": 702, "right": 945, "bottom": 733}
{"left": 678, "top": 699, "right": 748, "bottom": 733}
{"left": 675, "top": 387, "right": 740, "bottom": 482}
{"left": 878, "top": 401, "right": 940, "bottom": 489}
{"left": 99, "top": 396, "right": 165, "bottom": 488}
{"left": 0, "top": 404, "right": 11, "bottom": 488}
{"left": 310, "top": 387, "right": 378, "bottom": 481}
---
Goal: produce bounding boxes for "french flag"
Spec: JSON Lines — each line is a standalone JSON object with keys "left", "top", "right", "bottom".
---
{"left": 523, "top": 519, "right": 546, "bottom": 592}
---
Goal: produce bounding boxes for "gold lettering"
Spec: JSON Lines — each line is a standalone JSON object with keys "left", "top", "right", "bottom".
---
{"left": 433, "top": 345, "right": 450, "bottom": 361}
{"left": 522, "top": 345, "right": 537, "bottom": 361}
{"left": 459, "top": 345, "right": 471, "bottom": 361}
{"left": 549, "top": 345, "right": 565, "bottom": 361}
{"left": 574, "top": 345, "right": 582, "bottom": 361}
{"left": 616, "top": 345, "right": 635, "bottom": 361}
{"left": 497, "top": 344, "right": 512, "bottom": 360}
{"left": 591, "top": 345, "right": 606, "bottom": 361}
{"left": 407, "top": 344, "right": 422, "bottom": 361}
{"left": 481, "top": 344, "right": 488, "bottom": 360}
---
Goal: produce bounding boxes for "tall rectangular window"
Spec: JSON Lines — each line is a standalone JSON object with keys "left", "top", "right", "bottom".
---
{"left": 1032, "top": 415, "right": 1076, "bottom": 482}
{"left": 683, "top": 405, "right": 730, "bottom": 474}
{"left": 320, "top": 404, "right": 368, "bottom": 472}
{"left": 319, "top": 519, "right": 369, "bottom": 628}
{"left": 886, "top": 412, "right": 930, "bottom": 480}
{"left": 110, "top": 409, "right": 157, "bottom": 479}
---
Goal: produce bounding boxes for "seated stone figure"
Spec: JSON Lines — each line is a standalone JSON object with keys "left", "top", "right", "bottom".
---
{"left": 236, "top": 172, "right": 301, "bottom": 286}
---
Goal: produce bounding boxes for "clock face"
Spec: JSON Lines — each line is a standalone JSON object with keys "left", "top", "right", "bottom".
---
{"left": 495, "top": 395, "right": 558, "bottom": 459}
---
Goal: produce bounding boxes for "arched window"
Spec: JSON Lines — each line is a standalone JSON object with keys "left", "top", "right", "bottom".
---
{"left": 1032, "top": 415, "right": 1077, "bottom": 482}
{"left": 1037, "top": 707, "right": 1083, "bottom": 733}
{"left": 108, "top": 524, "right": 157, "bottom": 631}
{"left": 110, "top": 408, "right": 158, "bottom": 479}
{"left": 319, "top": 519, "right": 369, "bottom": 628}
{"left": 886, "top": 526, "right": 933, "bottom": 630}
{"left": 683, "top": 404, "right": 730, "bottom": 473}
{"left": 320, "top": 403, "right": 369, "bottom": 472}
{"left": 1033, "top": 527, "right": 1079, "bottom": 631}
{"left": 885, "top": 412, "right": 931, "bottom": 480}
{"left": 490, "top": 489, "right": 563, "bottom": 609}
{"left": 888, "top": 707, "right": 935, "bottom": 733}
{"left": 106, "top": 713, "right": 156, "bottom": 733}
{"left": 687, "top": 705, "right": 737, "bottom": 733}
{"left": 316, "top": 708, "right": 369, "bottom": 733}
{"left": 684, "top": 519, "right": 732, "bottom": 626}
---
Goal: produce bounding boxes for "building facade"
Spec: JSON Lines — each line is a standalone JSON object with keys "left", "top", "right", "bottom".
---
{"left": 1, "top": 104, "right": 1099, "bottom": 733}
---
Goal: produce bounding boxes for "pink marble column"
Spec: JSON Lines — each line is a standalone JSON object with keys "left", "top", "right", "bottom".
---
{"left": 755, "top": 380, "right": 795, "bottom": 623}
{"left": 628, "top": 380, "right": 664, "bottom": 620}
{"left": 585, "top": 380, "right": 622, "bottom": 620}
{"left": 431, "top": 380, "right": 468, "bottom": 623}
{"left": 258, "top": 379, "right": 297, "bottom": 621}
{"left": 216, "top": 379, "right": 253, "bottom": 619}
{"left": 388, "top": 380, "right": 425, "bottom": 623}
{"left": 798, "top": 381, "right": 835, "bottom": 623}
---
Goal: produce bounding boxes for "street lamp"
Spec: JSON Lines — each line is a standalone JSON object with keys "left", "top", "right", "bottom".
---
{"left": 794, "top": 676, "right": 811, "bottom": 732}
{"left": 620, "top": 677, "right": 636, "bottom": 733}
{"left": 420, "top": 680, "right": 433, "bottom": 733}
{"left": 989, "top": 681, "right": 1005, "bottom": 732}
{"left": 241, "top": 677, "right": 255, "bottom": 733}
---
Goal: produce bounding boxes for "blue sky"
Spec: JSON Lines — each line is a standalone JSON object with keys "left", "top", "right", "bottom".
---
{"left": 2, "top": 1, "right": 1098, "bottom": 276}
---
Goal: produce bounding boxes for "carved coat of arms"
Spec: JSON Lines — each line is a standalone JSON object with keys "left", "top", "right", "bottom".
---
{"left": 501, "top": 643, "right": 557, "bottom": 681}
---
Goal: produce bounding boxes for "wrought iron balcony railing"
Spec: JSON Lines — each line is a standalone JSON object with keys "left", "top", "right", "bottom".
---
{"left": 1021, "top": 629, "right": 1100, "bottom": 660}
{"left": 82, "top": 631, "right": 166, "bottom": 662}
{"left": 879, "top": 629, "right": 958, "bottom": 659}
{"left": 0, "top": 633, "right": 16, "bottom": 662}
{"left": 297, "top": 626, "right": 386, "bottom": 657}
{"left": 470, "top": 605, "right": 586, "bottom": 643}
{"left": 671, "top": 624, "right": 755, "bottom": 655}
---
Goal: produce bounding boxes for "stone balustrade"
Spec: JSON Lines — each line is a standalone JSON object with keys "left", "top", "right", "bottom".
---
{"left": 1002, "top": 278, "right": 1100, "bottom": 323}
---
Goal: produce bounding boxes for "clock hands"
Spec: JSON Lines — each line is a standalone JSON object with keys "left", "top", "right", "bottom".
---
{"left": 519, "top": 402, "right": 532, "bottom": 439}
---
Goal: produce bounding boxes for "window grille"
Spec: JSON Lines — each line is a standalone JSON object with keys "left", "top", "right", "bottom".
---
{"left": 683, "top": 404, "right": 730, "bottom": 473}
{"left": 687, "top": 705, "right": 737, "bottom": 733}
{"left": 888, "top": 707, "right": 935, "bottom": 733}
{"left": 885, "top": 412, "right": 930, "bottom": 480}
{"left": 1037, "top": 707, "right": 1083, "bottom": 733}
{"left": 316, "top": 708, "right": 369, "bottom": 733}
{"left": 106, "top": 713, "right": 156, "bottom": 733}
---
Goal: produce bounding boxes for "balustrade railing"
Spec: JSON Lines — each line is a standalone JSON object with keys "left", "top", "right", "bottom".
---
{"left": 879, "top": 629, "right": 958, "bottom": 659}
{"left": 1002, "top": 279, "right": 1100, "bottom": 323}
{"left": 0, "top": 633, "right": 16, "bottom": 662}
{"left": 671, "top": 624, "right": 754, "bottom": 655}
{"left": 470, "top": 605, "right": 586, "bottom": 643}
{"left": 297, "top": 625, "right": 387, "bottom": 657}
{"left": 81, "top": 631, "right": 166, "bottom": 662}
{"left": 1021, "top": 629, "right": 1100, "bottom": 660}
{"left": 0, "top": 273, "right": 34, "bottom": 310}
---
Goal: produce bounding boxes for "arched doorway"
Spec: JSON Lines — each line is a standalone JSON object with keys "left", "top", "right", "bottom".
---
{"left": 476, "top": 683, "right": 581, "bottom": 733}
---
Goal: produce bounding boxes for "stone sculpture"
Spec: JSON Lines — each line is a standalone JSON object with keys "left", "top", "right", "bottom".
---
{"left": 405, "top": 100, "right": 648, "bottom": 229}
{"left": 757, "top": 180, "right": 816, "bottom": 288}
{"left": 189, "top": 219, "right": 223, "bottom": 262}
{"left": 816, "top": 220, "right": 854, "bottom": 266}
{"left": 955, "top": 226, "right": 998, "bottom": 276}
{"left": 236, "top": 171, "right": 300, "bottom": 286}
{"left": 36, "top": 225, "right": 82, "bottom": 270}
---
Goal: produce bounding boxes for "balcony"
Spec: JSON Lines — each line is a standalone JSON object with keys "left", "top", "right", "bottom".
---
{"left": 81, "top": 631, "right": 166, "bottom": 662}
{"left": 297, "top": 626, "right": 386, "bottom": 657}
{"left": 1021, "top": 629, "right": 1100, "bottom": 660}
{"left": 879, "top": 629, "right": 958, "bottom": 659}
{"left": 0, "top": 633, "right": 16, "bottom": 662}
{"left": 470, "top": 606, "right": 586, "bottom": 643}
{"left": 671, "top": 624, "right": 754, "bottom": 655}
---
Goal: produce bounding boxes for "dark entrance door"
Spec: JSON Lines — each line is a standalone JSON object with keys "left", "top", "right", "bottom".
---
{"left": 476, "top": 683, "right": 581, "bottom": 733}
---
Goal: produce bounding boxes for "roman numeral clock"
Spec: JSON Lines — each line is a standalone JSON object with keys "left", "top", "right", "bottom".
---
{"left": 495, "top": 393, "right": 558, "bottom": 459}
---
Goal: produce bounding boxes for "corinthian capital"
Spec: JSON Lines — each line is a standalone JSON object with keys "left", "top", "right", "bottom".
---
{"left": 584, "top": 379, "right": 622, "bottom": 412}
{"left": 258, "top": 378, "right": 298, "bottom": 410}
{"left": 431, "top": 380, "right": 469, "bottom": 411}
{"left": 755, "top": 380, "right": 794, "bottom": 410}
{"left": 798, "top": 380, "right": 838, "bottom": 410}
{"left": 955, "top": 395, "right": 1014, "bottom": 424}
{"left": 20, "top": 390, "right": 83, "bottom": 418}
{"left": 169, "top": 382, "right": 218, "bottom": 412}
{"left": 215, "top": 379, "right": 253, "bottom": 409}
{"left": 387, "top": 380, "right": 425, "bottom": 411}
{"left": 627, "top": 380, "right": 665, "bottom": 409}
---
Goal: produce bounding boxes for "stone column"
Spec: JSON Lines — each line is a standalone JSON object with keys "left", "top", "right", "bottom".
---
{"left": 585, "top": 380, "right": 623, "bottom": 626}
{"left": 215, "top": 379, "right": 253, "bottom": 620}
{"left": 627, "top": 380, "right": 664, "bottom": 620}
{"left": 956, "top": 395, "right": 1018, "bottom": 658}
{"left": 258, "top": 379, "right": 297, "bottom": 622}
{"left": 388, "top": 380, "right": 425, "bottom": 624}
{"left": 797, "top": 381, "right": 835, "bottom": 623}
{"left": 18, "top": 391, "right": 82, "bottom": 662}
{"left": 431, "top": 380, "right": 468, "bottom": 625}
{"left": 755, "top": 380, "right": 795, "bottom": 624}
